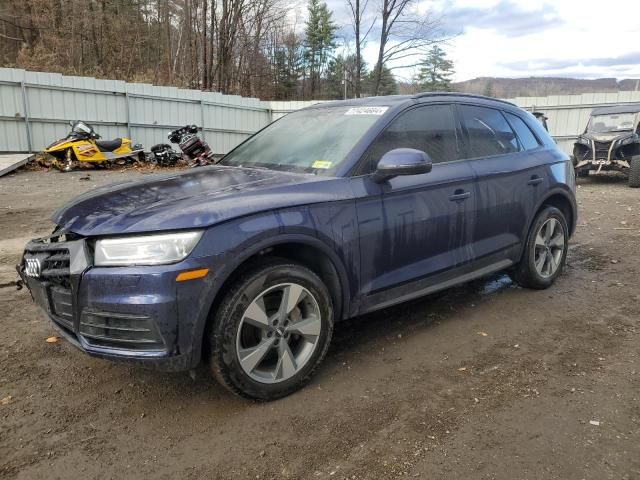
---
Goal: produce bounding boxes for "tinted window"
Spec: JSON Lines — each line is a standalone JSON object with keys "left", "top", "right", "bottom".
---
{"left": 459, "top": 105, "right": 518, "bottom": 157}
{"left": 505, "top": 112, "right": 540, "bottom": 150}
{"left": 360, "top": 104, "right": 459, "bottom": 173}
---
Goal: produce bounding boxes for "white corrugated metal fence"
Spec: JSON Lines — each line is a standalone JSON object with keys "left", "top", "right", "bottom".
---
{"left": 2, "top": 67, "right": 640, "bottom": 155}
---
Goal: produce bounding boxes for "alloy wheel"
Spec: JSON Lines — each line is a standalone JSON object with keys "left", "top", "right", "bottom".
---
{"left": 533, "top": 217, "right": 565, "bottom": 278}
{"left": 236, "top": 283, "right": 322, "bottom": 383}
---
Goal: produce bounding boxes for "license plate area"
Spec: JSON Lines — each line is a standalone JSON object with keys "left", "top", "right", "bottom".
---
{"left": 28, "top": 279, "right": 52, "bottom": 314}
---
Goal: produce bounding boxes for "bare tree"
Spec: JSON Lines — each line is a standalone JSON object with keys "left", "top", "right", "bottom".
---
{"left": 372, "top": 0, "right": 440, "bottom": 96}
{"left": 345, "top": 0, "right": 374, "bottom": 98}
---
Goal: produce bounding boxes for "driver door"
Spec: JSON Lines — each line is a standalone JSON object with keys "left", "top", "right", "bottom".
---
{"left": 353, "top": 104, "right": 477, "bottom": 312}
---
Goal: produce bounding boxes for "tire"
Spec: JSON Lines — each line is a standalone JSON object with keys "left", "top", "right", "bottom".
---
{"left": 511, "top": 206, "right": 568, "bottom": 290}
{"left": 209, "top": 259, "right": 334, "bottom": 400}
{"left": 629, "top": 155, "right": 640, "bottom": 188}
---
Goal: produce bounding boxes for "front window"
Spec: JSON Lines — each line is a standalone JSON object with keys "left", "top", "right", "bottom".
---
{"left": 587, "top": 113, "right": 636, "bottom": 133}
{"left": 220, "top": 106, "right": 386, "bottom": 175}
{"left": 358, "top": 104, "right": 460, "bottom": 174}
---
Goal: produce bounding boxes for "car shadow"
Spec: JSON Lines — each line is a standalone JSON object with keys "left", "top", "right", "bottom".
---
{"left": 124, "top": 272, "right": 518, "bottom": 402}
{"left": 577, "top": 173, "right": 628, "bottom": 185}
{"left": 330, "top": 272, "right": 516, "bottom": 354}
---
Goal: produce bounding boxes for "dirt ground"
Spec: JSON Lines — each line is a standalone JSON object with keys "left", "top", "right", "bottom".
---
{"left": 1, "top": 168, "right": 639, "bottom": 480}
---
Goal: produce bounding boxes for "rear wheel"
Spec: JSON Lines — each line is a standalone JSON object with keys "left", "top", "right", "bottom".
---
{"left": 209, "top": 260, "right": 334, "bottom": 400}
{"left": 511, "top": 206, "right": 568, "bottom": 289}
{"left": 629, "top": 155, "right": 640, "bottom": 188}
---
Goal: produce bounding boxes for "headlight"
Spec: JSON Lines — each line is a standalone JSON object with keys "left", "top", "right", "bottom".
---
{"left": 576, "top": 137, "right": 591, "bottom": 146}
{"left": 94, "top": 231, "right": 203, "bottom": 266}
{"left": 617, "top": 135, "right": 637, "bottom": 146}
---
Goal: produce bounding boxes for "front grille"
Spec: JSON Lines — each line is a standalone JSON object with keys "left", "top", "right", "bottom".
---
{"left": 22, "top": 236, "right": 82, "bottom": 333}
{"left": 79, "top": 311, "right": 165, "bottom": 351}
{"left": 41, "top": 249, "right": 71, "bottom": 285}
{"left": 23, "top": 248, "right": 71, "bottom": 286}
{"left": 593, "top": 141, "right": 611, "bottom": 160}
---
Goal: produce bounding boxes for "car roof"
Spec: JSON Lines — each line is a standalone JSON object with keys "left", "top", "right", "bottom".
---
{"left": 591, "top": 104, "right": 640, "bottom": 115}
{"left": 304, "top": 92, "right": 518, "bottom": 110}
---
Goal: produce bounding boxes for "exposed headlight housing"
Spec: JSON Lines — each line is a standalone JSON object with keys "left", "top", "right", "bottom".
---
{"left": 94, "top": 231, "right": 203, "bottom": 266}
{"left": 617, "top": 135, "right": 637, "bottom": 146}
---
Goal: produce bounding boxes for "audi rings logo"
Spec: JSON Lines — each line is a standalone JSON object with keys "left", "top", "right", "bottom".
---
{"left": 24, "top": 257, "right": 42, "bottom": 278}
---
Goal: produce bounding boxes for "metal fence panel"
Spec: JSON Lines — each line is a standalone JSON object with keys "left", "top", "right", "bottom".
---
{"left": 2, "top": 67, "right": 640, "bottom": 155}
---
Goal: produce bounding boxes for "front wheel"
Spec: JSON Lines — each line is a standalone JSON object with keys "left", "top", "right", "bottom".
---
{"left": 510, "top": 206, "right": 568, "bottom": 289}
{"left": 209, "top": 260, "right": 334, "bottom": 400}
{"left": 629, "top": 155, "right": 640, "bottom": 188}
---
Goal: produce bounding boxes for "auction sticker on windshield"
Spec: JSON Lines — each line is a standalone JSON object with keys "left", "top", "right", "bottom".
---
{"left": 345, "top": 106, "right": 388, "bottom": 116}
{"left": 312, "top": 160, "right": 333, "bottom": 169}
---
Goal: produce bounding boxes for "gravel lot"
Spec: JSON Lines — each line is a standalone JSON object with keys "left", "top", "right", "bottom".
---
{"left": 1, "top": 169, "right": 639, "bottom": 479}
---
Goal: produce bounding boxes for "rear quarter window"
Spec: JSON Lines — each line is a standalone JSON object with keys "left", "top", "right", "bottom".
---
{"left": 459, "top": 104, "right": 519, "bottom": 158}
{"left": 505, "top": 112, "right": 540, "bottom": 150}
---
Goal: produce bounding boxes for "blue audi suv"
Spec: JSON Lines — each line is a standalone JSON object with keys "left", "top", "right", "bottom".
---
{"left": 19, "top": 93, "right": 577, "bottom": 400}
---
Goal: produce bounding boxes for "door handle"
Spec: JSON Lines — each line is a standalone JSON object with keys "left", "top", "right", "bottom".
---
{"left": 528, "top": 175, "right": 544, "bottom": 186}
{"left": 448, "top": 189, "right": 471, "bottom": 202}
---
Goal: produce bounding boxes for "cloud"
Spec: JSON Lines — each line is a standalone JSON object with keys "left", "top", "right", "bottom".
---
{"left": 436, "top": 0, "right": 564, "bottom": 38}
{"left": 499, "top": 51, "right": 640, "bottom": 73}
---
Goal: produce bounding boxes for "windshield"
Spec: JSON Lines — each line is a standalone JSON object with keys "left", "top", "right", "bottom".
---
{"left": 220, "top": 106, "right": 387, "bottom": 175}
{"left": 71, "top": 121, "right": 94, "bottom": 135}
{"left": 587, "top": 113, "right": 636, "bottom": 133}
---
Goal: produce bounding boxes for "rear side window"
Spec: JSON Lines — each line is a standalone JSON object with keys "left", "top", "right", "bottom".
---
{"left": 459, "top": 105, "right": 518, "bottom": 157}
{"left": 359, "top": 104, "right": 459, "bottom": 173}
{"left": 505, "top": 112, "right": 540, "bottom": 150}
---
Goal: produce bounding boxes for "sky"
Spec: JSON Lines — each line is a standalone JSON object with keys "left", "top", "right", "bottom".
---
{"left": 294, "top": 0, "right": 640, "bottom": 82}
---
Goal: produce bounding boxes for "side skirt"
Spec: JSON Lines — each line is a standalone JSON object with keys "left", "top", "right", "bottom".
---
{"left": 359, "top": 257, "right": 513, "bottom": 315}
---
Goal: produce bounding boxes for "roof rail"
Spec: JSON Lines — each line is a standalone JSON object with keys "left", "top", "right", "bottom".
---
{"left": 411, "top": 91, "right": 517, "bottom": 107}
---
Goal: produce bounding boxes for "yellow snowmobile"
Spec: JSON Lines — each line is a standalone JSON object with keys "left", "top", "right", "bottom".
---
{"left": 44, "top": 121, "right": 144, "bottom": 172}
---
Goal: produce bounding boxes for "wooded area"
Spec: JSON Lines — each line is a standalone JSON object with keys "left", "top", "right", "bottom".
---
{"left": 0, "top": 0, "right": 442, "bottom": 100}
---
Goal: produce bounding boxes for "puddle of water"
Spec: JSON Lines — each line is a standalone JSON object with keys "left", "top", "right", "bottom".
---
{"left": 478, "top": 274, "right": 514, "bottom": 296}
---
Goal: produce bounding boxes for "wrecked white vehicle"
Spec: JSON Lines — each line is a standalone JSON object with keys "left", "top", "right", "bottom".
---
{"left": 572, "top": 104, "right": 640, "bottom": 187}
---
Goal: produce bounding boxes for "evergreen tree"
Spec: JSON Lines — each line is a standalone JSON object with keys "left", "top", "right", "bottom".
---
{"left": 416, "top": 45, "right": 455, "bottom": 92}
{"left": 304, "top": 0, "right": 338, "bottom": 98}
{"left": 363, "top": 64, "right": 397, "bottom": 96}
{"left": 273, "top": 32, "right": 305, "bottom": 100}
{"left": 325, "top": 54, "right": 362, "bottom": 99}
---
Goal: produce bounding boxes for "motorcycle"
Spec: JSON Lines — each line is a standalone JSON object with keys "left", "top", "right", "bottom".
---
{"left": 168, "top": 125, "right": 215, "bottom": 167}
{"left": 44, "top": 121, "right": 144, "bottom": 172}
{"left": 149, "top": 143, "right": 183, "bottom": 167}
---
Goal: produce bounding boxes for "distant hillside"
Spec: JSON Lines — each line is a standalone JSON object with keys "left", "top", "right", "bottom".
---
{"left": 453, "top": 77, "right": 640, "bottom": 98}
{"left": 399, "top": 77, "right": 640, "bottom": 98}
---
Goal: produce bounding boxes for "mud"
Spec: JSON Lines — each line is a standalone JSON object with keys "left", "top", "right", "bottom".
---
{"left": 1, "top": 170, "right": 639, "bottom": 479}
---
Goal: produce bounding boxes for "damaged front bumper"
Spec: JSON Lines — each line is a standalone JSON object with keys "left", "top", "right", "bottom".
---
{"left": 17, "top": 234, "right": 213, "bottom": 371}
{"left": 574, "top": 138, "right": 634, "bottom": 174}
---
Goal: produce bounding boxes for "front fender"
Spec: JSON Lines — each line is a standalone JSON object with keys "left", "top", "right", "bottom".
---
{"left": 187, "top": 209, "right": 354, "bottom": 367}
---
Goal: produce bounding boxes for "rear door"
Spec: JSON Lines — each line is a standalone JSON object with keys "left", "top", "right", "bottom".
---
{"left": 353, "top": 103, "right": 477, "bottom": 310}
{"left": 457, "top": 104, "right": 549, "bottom": 263}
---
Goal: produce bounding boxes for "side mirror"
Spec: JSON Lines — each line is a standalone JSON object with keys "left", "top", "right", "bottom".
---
{"left": 372, "top": 148, "right": 433, "bottom": 183}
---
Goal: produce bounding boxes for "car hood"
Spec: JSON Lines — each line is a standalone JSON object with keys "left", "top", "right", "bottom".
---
{"left": 52, "top": 166, "right": 352, "bottom": 236}
{"left": 579, "top": 131, "right": 634, "bottom": 143}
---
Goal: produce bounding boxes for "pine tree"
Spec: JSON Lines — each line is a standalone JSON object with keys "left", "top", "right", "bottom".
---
{"left": 416, "top": 46, "right": 455, "bottom": 92}
{"left": 363, "top": 64, "right": 397, "bottom": 96}
{"left": 325, "top": 54, "right": 362, "bottom": 99}
{"left": 304, "top": 0, "right": 338, "bottom": 98}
